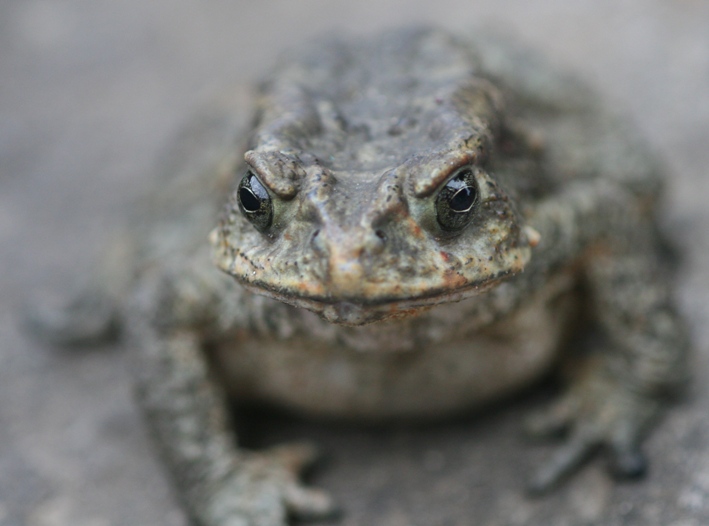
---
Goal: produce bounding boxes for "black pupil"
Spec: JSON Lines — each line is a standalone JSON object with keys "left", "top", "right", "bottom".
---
{"left": 239, "top": 187, "right": 261, "bottom": 212}
{"left": 450, "top": 186, "right": 474, "bottom": 212}
{"left": 239, "top": 174, "right": 268, "bottom": 213}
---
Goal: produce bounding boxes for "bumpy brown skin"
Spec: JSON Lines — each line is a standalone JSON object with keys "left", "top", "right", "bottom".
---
{"left": 93, "top": 28, "right": 689, "bottom": 526}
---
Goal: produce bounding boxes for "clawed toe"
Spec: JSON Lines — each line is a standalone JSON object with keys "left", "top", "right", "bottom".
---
{"left": 527, "top": 429, "right": 599, "bottom": 495}
{"left": 523, "top": 394, "right": 576, "bottom": 440}
{"left": 607, "top": 442, "right": 647, "bottom": 480}
{"left": 265, "top": 441, "right": 322, "bottom": 476}
{"left": 24, "top": 291, "right": 119, "bottom": 346}
{"left": 285, "top": 485, "right": 339, "bottom": 521}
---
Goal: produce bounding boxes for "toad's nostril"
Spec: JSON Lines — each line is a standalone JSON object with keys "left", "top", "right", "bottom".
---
{"left": 310, "top": 228, "right": 325, "bottom": 250}
{"left": 311, "top": 229, "right": 327, "bottom": 254}
{"left": 363, "top": 230, "right": 386, "bottom": 255}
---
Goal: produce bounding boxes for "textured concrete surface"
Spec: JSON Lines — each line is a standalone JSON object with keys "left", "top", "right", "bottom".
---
{"left": 2, "top": 1, "right": 709, "bottom": 525}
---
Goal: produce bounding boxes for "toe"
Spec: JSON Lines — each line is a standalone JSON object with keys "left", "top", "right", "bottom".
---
{"left": 607, "top": 439, "right": 647, "bottom": 480}
{"left": 523, "top": 394, "right": 576, "bottom": 440}
{"left": 284, "top": 485, "right": 339, "bottom": 521}
{"left": 527, "top": 428, "right": 599, "bottom": 495}
{"left": 265, "top": 442, "right": 322, "bottom": 476}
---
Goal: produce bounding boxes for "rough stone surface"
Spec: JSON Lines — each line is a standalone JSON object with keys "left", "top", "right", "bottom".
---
{"left": 2, "top": 1, "right": 708, "bottom": 525}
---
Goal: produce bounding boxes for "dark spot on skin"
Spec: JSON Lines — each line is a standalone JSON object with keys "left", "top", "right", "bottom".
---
{"left": 387, "top": 126, "right": 402, "bottom": 136}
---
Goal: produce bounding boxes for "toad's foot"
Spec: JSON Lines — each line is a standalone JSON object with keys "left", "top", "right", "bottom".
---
{"left": 24, "top": 287, "right": 120, "bottom": 346}
{"left": 197, "top": 442, "right": 337, "bottom": 526}
{"left": 523, "top": 366, "right": 661, "bottom": 494}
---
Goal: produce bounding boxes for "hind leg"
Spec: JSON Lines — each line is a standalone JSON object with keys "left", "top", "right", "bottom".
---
{"left": 526, "top": 248, "right": 689, "bottom": 493}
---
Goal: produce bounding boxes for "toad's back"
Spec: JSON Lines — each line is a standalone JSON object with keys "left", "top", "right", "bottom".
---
{"left": 252, "top": 28, "right": 495, "bottom": 173}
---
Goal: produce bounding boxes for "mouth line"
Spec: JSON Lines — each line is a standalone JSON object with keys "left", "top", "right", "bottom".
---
{"left": 237, "top": 270, "right": 513, "bottom": 313}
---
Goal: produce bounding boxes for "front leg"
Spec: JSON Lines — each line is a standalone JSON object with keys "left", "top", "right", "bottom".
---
{"left": 130, "top": 268, "right": 334, "bottom": 526}
{"left": 524, "top": 186, "right": 690, "bottom": 493}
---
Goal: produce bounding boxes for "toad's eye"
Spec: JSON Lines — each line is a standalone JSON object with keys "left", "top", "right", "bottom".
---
{"left": 435, "top": 168, "right": 479, "bottom": 232}
{"left": 238, "top": 171, "right": 273, "bottom": 232}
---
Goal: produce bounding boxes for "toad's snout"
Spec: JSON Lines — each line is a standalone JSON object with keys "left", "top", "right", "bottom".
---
{"left": 311, "top": 225, "right": 387, "bottom": 296}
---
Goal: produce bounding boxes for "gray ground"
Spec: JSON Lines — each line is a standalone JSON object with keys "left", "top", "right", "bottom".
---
{"left": 2, "top": 1, "right": 708, "bottom": 525}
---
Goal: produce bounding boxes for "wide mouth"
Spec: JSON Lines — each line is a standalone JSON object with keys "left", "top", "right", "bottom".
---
{"left": 238, "top": 271, "right": 511, "bottom": 325}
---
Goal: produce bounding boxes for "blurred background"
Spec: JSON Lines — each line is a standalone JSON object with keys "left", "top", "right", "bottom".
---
{"left": 2, "top": 1, "right": 708, "bottom": 525}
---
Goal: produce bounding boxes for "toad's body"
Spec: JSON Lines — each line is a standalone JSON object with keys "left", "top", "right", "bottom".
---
{"left": 42, "top": 28, "right": 688, "bottom": 526}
